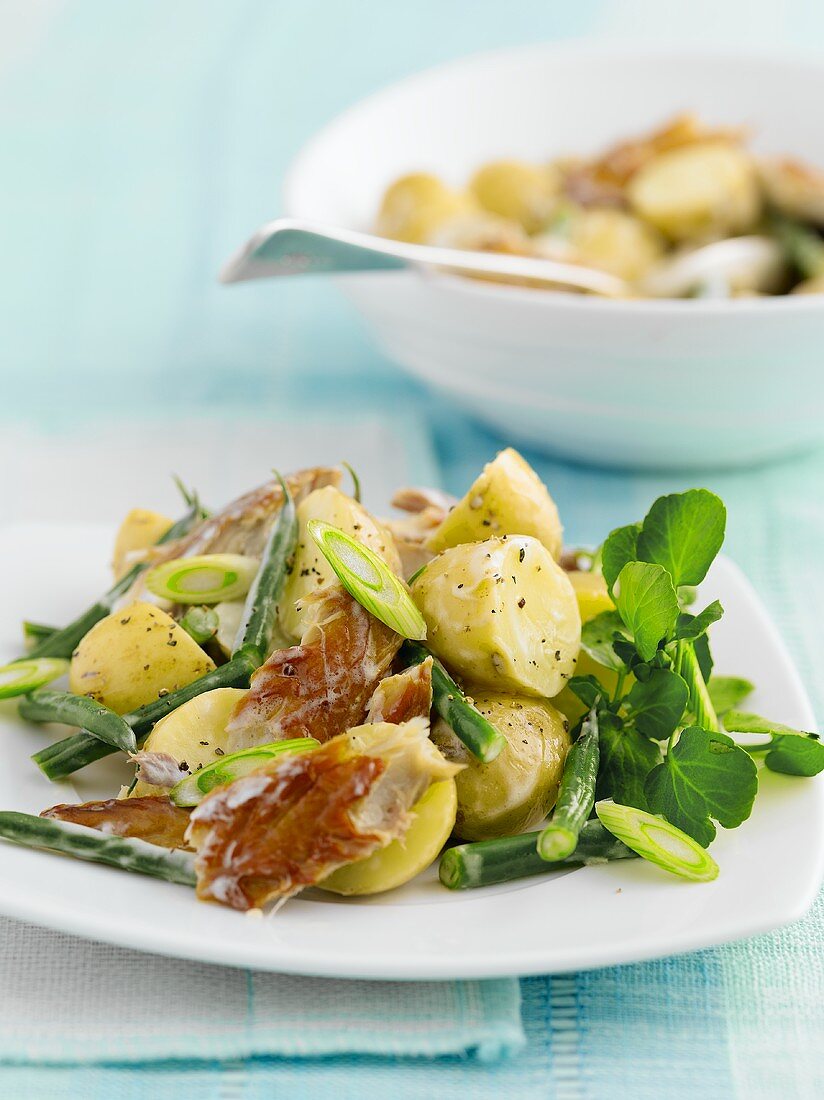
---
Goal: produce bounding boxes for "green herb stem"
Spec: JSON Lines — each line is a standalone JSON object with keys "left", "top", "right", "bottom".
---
{"left": 677, "top": 640, "right": 719, "bottom": 732}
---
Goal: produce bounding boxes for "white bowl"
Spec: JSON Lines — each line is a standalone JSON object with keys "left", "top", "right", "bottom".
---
{"left": 284, "top": 43, "right": 824, "bottom": 469}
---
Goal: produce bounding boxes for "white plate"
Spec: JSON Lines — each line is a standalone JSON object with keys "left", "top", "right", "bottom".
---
{"left": 0, "top": 524, "right": 821, "bottom": 979}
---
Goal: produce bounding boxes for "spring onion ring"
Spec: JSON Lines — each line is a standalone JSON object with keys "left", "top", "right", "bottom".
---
{"left": 0, "top": 659, "right": 69, "bottom": 700}
{"left": 170, "top": 737, "right": 319, "bottom": 807}
{"left": 595, "top": 800, "right": 719, "bottom": 882}
{"left": 307, "top": 520, "right": 427, "bottom": 641}
{"left": 145, "top": 554, "right": 259, "bottom": 604}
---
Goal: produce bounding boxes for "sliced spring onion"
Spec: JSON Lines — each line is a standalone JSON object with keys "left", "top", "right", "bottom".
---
{"left": 0, "top": 658, "right": 69, "bottom": 700}
{"left": 595, "top": 800, "right": 719, "bottom": 883}
{"left": 179, "top": 606, "right": 219, "bottom": 645}
{"left": 307, "top": 520, "right": 427, "bottom": 641}
{"left": 170, "top": 737, "right": 319, "bottom": 806}
{"left": 145, "top": 554, "right": 260, "bottom": 604}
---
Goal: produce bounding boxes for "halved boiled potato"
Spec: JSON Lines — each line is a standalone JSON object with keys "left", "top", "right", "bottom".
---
{"left": 112, "top": 508, "right": 173, "bottom": 580}
{"left": 69, "top": 602, "right": 215, "bottom": 715}
{"left": 432, "top": 692, "right": 570, "bottom": 841}
{"left": 279, "top": 486, "right": 401, "bottom": 640}
{"left": 427, "top": 448, "right": 563, "bottom": 560}
{"left": 130, "top": 687, "right": 247, "bottom": 797}
{"left": 412, "top": 535, "right": 580, "bottom": 698}
{"left": 628, "top": 141, "right": 761, "bottom": 242}
{"left": 318, "top": 779, "right": 457, "bottom": 896}
{"left": 565, "top": 208, "right": 665, "bottom": 282}
{"left": 469, "top": 159, "right": 559, "bottom": 234}
{"left": 376, "top": 173, "right": 477, "bottom": 244}
{"left": 567, "top": 570, "right": 614, "bottom": 622}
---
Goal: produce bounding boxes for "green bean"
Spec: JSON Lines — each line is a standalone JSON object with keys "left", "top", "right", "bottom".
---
{"left": 537, "top": 708, "right": 600, "bottom": 861}
{"left": 401, "top": 641, "right": 506, "bottom": 763}
{"left": 439, "top": 820, "right": 636, "bottom": 890}
{"left": 0, "top": 812, "right": 196, "bottom": 887}
{"left": 32, "top": 651, "right": 259, "bottom": 780}
{"left": 233, "top": 471, "right": 298, "bottom": 662}
{"left": 20, "top": 690, "right": 137, "bottom": 754}
{"left": 22, "top": 495, "right": 206, "bottom": 663}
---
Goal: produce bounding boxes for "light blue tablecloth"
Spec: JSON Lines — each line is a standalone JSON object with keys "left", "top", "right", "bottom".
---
{"left": 2, "top": 3, "right": 824, "bottom": 1097}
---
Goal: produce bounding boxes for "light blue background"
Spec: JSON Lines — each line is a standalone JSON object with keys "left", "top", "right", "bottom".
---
{"left": 2, "top": 0, "right": 823, "bottom": 459}
{"left": 2, "top": 3, "right": 824, "bottom": 1097}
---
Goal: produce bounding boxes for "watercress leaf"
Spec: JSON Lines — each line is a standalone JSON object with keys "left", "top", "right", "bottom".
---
{"left": 580, "top": 611, "right": 629, "bottom": 671}
{"left": 645, "top": 726, "right": 758, "bottom": 847}
{"left": 723, "top": 711, "right": 824, "bottom": 776}
{"left": 567, "top": 675, "right": 608, "bottom": 710}
{"left": 675, "top": 601, "right": 724, "bottom": 641}
{"left": 723, "top": 711, "right": 812, "bottom": 737}
{"left": 765, "top": 736, "right": 824, "bottom": 777}
{"left": 707, "top": 676, "right": 754, "bottom": 716}
{"left": 602, "top": 523, "right": 641, "bottom": 592}
{"left": 678, "top": 585, "right": 698, "bottom": 608}
{"left": 626, "top": 669, "right": 690, "bottom": 740}
{"left": 636, "top": 490, "right": 726, "bottom": 588}
{"left": 614, "top": 562, "right": 679, "bottom": 662}
{"left": 613, "top": 639, "right": 642, "bottom": 668}
{"left": 597, "top": 714, "right": 662, "bottom": 809}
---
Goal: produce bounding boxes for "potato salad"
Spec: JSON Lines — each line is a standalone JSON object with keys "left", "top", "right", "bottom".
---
{"left": 376, "top": 113, "right": 824, "bottom": 298}
{"left": 0, "top": 452, "right": 821, "bottom": 909}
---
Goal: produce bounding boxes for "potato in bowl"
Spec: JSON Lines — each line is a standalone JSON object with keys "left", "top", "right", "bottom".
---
{"left": 283, "top": 44, "right": 824, "bottom": 468}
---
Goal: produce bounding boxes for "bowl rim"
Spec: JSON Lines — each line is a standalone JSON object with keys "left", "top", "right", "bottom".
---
{"left": 283, "top": 39, "right": 824, "bottom": 316}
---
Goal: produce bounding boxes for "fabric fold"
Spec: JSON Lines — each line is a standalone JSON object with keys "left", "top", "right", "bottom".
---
{"left": 0, "top": 917, "right": 524, "bottom": 1065}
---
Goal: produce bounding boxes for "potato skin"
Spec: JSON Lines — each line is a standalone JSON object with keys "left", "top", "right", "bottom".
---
{"left": 412, "top": 536, "right": 580, "bottom": 698}
{"left": 318, "top": 779, "right": 457, "bottom": 895}
{"left": 69, "top": 602, "right": 215, "bottom": 715}
{"left": 427, "top": 448, "right": 563, "bottom": 560}
{"left": 279, "top": 486, "right": 401, "bottom": 640}
{"left": 432, "top": 692, "right": 570, "bottom": 841}
{"left": 112, "top": 508, "right": 173, "bottom": 580}
{"left": 628, "top": 141, "right": 761, "bottom": 241}
{"left": 131, "top": 687, "right": 246, "bottom": 797}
